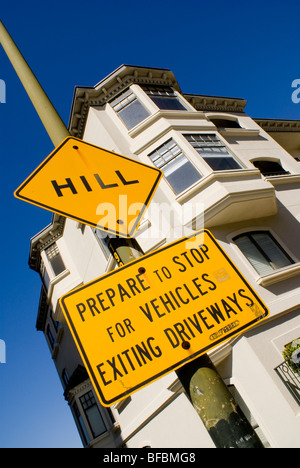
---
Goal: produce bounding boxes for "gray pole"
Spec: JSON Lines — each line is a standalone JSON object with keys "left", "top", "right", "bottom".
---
{"left": 0, "top": 19, "right": 264, "bottom": 448}
{"left": 0, "top": 20, "right": 69, "bottom": 146}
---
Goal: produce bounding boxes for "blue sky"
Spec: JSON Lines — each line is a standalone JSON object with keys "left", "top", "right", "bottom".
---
{"left": 0, "top": 0, "right": 299, "bottom": 448}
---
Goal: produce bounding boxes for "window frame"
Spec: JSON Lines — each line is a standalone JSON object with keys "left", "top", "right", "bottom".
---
{"left": 73, "top": 401, "right": 90, "bottom": 446}
{"left": 148, "top": 137, "right": 202, "bottom": 195}
{"left": 233, "top": 230, "right": 295, "bottom": 276}
{"left": 46, "top": 323, "right": 55, "bottom": 350}
{"left": 79, "top": 390, "right": 108, "bottom": 439}
{"left": 183, "top": 133, "right": 243, "bottom": 172}
{"left": 209, "top": 117, "right": 242, "bottom": 129}
{"left": 251, "top": 159, "right": 290, "bottom": 177}
{"left": 141, "top": 84, "right": 189, "bottom": 111}
{"left": 39, "top": 242, "right": 67, "bottom": 290}
{"left": 109, "top": 87, "right": 151, "bottom": 130}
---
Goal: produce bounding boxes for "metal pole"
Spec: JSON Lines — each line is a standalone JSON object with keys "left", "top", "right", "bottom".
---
{"left": 176, "top": 355, "right": 264, "bottom": 448}
{"left": 0, "top": 20, "right": 69, "bottom": 146}
{"left": 0, "top": 19, "right": 264, "bottom": 448}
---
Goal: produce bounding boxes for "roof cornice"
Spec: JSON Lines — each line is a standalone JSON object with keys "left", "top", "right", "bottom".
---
{"left": 254, "top": 118, "right": 300, "bottom": 132}
{"left": 183, "top": 94, "right": 247, "bottom": 113}
{"left": 68, "top": 65, "right": 179, "bottom": 139}
{"left": 29, "top": 214, "right": 65, "bottom": 272}
{"left": 68, "top": 65, "right": 247, "bottom": 139}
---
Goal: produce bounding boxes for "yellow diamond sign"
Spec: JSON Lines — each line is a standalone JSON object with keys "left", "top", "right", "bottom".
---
{"left": 14, "top": 137, "right": 162, "bottom": 237}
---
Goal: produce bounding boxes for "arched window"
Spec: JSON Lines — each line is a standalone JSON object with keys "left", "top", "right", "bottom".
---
{"left": 210, "top": 118, "right": 241, "bottom": 129}
{"left": 252, "top": 159, "right": 289, "bottom": 177}
{"left": 233, "top": 231, "right": 294, "bottom": 275}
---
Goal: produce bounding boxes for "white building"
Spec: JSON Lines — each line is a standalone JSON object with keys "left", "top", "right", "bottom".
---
{"left": 29, "top": 65, "right": 300, "bottom": 448}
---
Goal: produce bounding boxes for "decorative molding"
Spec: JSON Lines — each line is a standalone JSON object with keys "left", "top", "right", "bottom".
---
{"left": 68, "top": 65, "right": 247, "bottom": 139}
{"left": 184, "top": 94, "right": 247, "bottom": 113}
{"left": 29, "top": 214, "right": 65, "bottom": 272}
{"left": 255, "top": 118, "right": 300, "bottom": 133}
{"left": 69, "top": 66, "right": 179, "bottom": 139}
{"left": 256, "top": 262, "right": 300, "bottom": 287}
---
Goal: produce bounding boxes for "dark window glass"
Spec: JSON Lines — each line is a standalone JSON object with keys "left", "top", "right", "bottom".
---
{"left": 210, "top": 118, "right": 241, "bottom": 129}
{"left": 184, "top": 134, "right": 241, "bottom": 171}
{"left": 252, "top": 160, "right": 290, "bottom": 177}
{"left": 142, "top": 85, "right": 187, "bottom": 110}
{"left": 46, "top": 324, "right": 55, "bottom": 349}
{"left": 80, "top": 391, "right": 107, "bottom": 439}
{"left": 73, "top": 402, "right": 90, "bottom": 445}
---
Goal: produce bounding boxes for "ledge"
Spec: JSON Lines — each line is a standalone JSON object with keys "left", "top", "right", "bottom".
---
{"left": 218, "top": 128, "right": 260, "bottom": 137}
{"left": 129, "top": 108, "right": 208, "bottom": 141}
{"left": 256, "top": 262, "right": 300, "bottom": 287}
{"left": 175, "top": 169, "right": 262, "bottom": 204}
{"left": 47, "top": 269, "right": 70, "bottom": 300}
{"left": 264, "top": 173, "right": 300, "bottom": 186}
{"left": 175, "top": 169, "right": 277, "bottom": 227}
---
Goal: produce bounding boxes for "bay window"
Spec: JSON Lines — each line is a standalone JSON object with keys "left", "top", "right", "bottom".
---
{"left": 184, "top": 133, "right": 242, "bottom": 171}
{"left": 110, "top": 89, "right": 150, "bottom": 129}
{"left": 148, "top": 138, "right": 202, "bottom": 194}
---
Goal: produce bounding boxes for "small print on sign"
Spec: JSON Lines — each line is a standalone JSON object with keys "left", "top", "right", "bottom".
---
{"left": 60, "top": 229, "right": 269, "bottom": 406}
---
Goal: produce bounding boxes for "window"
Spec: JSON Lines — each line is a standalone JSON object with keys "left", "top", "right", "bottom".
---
{"left": 110, "top": 89, "right": 150, "bottom": 129}
{"left": 233, "top": 231, "right": 294, "bottom": 276}
{"left": 184, "top": 134, "right": 242, "bottom": 171}
{"left": 50, "top": 308, "right": 59, "bottom": 332}
{"left": 80, "top": 391, "right": 107, "bottom": 439}
{"left": 46, "top": 324, "right": 55, "bottom": 349}
{"left": 252, "top": 160, "right": 290, "bottom": 177}
{"left": 61, "top": 368, "right": 70, "bottom": 388}
{"left": 94, "top": 229, "right": 111, "bottom": 258}
{"left": 73, "top": 401, "right": 90, "bottom": 445}
{"left": 148, "top": 138, "right": 202, "bottom": 194}
{"left": 45, "top": 243, "right": 66, "bottom": 276}
{"left": 142, "top": 85, "right": 187, "bottom": 110}
{"left": 39, "top": 243, "right": 66, "bottom": 290}
{"left": 40, "top": 259, "right": 50, "bottom": 289}
{"left": 210, "top": 118, "right": 241, "bottom": 129}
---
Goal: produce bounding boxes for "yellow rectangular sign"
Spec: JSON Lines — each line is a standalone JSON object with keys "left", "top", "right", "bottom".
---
{"left": 60, "top": 230, "right": 269, "bottom": 407}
